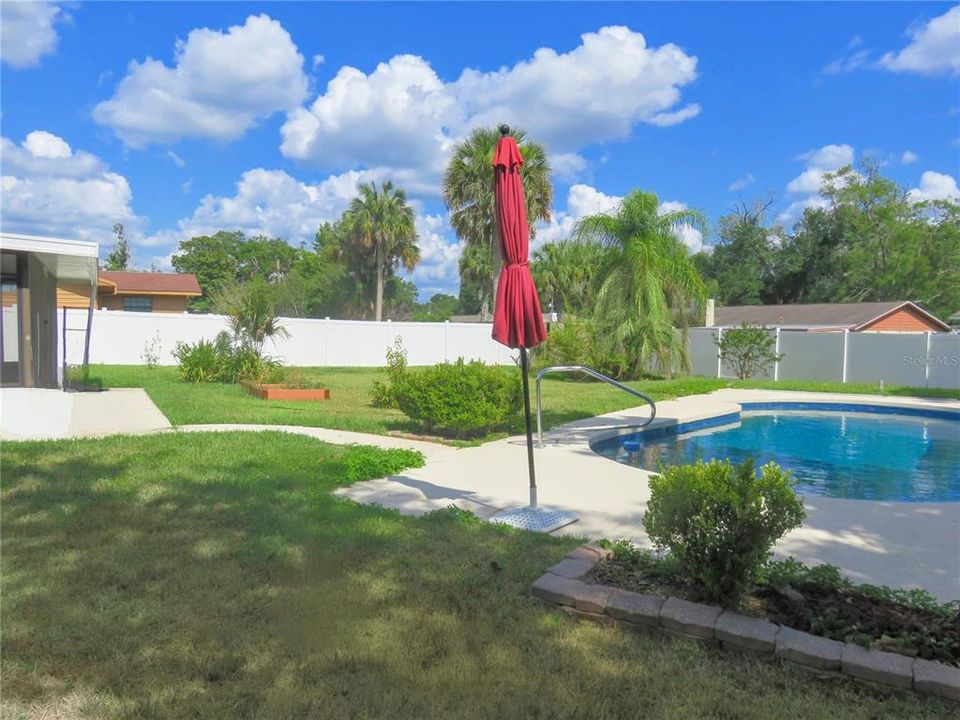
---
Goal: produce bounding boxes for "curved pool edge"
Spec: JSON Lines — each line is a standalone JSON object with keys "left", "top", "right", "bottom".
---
{"left": 584, "top": 394, "right": 960, "bottom": 452}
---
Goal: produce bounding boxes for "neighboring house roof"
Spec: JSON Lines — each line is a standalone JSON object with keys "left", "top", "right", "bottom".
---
{"left": 713, "top": 301, "right": 951, "bottom": 332}
{"left": 98, "top": 270, "right": 201, "bottom": 296}
{"left": 949, "top": 310, "right": 960, "bottom": 323}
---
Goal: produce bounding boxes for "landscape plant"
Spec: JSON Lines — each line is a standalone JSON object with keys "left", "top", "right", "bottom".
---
{"left": 394, "top": 359, "right": 522, "bottom": 437}
{"left": 370, "top": 337, "right": 408, "bottom": 408}
{"left": 643, "top": 458, "right": 806, "bottom": 607}
{"left": 714, "top": 323, "right": 783, "bottom": 379}
{"left": 575, "top": 189, "right": 707, "bottom": 379}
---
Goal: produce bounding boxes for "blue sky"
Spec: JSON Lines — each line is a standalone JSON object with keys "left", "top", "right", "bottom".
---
{"left": 2, "top": 2, "right": 958, "bottom": 298}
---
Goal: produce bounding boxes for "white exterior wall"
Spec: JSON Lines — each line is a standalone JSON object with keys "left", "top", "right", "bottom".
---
{"left": 63, "top": 309, "right": 515, "bottom": 367}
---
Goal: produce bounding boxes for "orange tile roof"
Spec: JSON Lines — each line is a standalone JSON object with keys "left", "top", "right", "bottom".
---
{"left": 98, "top": 270, "right": 201, "bottom": 296}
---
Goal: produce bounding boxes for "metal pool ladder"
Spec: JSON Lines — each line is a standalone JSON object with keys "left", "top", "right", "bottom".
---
{"left": 535, "top": 365, "right": 657, "bottom": 447}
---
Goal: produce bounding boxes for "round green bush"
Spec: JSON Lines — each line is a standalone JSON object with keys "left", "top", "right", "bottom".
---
{"left": 394, "top": 360, "right": 522, "bottom": 438}
{"left": 643, "top": 459, "right": 806, "bottom": 608}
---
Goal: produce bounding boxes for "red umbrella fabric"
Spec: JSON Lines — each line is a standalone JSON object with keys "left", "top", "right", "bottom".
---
{"left": 491, "top": 134, "right": 547, "bottom": 349}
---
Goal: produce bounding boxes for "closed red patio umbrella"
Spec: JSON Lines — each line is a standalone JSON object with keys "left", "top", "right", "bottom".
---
{"left": 489, "top": 125, "right": 578, "bottom": 533}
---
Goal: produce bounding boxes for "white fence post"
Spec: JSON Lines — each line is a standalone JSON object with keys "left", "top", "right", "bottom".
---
{"left": 715, "top": 327, "right": 723, "bottom": 378}
{"left": 773, "top": 328, "right": 781, "bottom": 382}
{"left": 841, "top": 329, "right": 849, "bottom": 384}
{"left": 924, "top": 332, "right": 932, "bottom": 388}
{"left": 443, "top": 320, "right": 449, "bottom": 362}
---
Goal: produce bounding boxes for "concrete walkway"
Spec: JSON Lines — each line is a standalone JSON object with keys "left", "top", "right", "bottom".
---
{"left": 1, "top": 387, "right": 171, "bottom": 440}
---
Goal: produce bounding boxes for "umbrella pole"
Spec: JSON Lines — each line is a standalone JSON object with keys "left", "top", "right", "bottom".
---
{"left": 520, "top": 347, "right": 538, "bottom": 507}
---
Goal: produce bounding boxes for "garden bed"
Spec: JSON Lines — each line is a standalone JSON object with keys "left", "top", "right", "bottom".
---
{"left": 242, "top": 382, "right": 330, "bottom": 401}
{"left": 591, "top": 552, "right": 959, "bottom": 667}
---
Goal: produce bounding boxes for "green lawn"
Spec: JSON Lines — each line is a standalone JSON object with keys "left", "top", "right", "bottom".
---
{"left": 93, "top": 364, "right": 959, "bottom": 442}
{"left": 2, "top": 432, "right": 953, "bottom": 719}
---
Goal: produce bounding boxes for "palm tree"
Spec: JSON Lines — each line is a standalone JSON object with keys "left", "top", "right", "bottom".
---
{"left": 342, "top": 181, "right": 420, "bottom": 321}
{"left": 531, "top": 239, "right": 607, "bottom": 315}
{"left": 575, "top": 190, "right": 707, "bottom": 378}
{"left": 443, "top": 127, "right": 552, "bottom": 319}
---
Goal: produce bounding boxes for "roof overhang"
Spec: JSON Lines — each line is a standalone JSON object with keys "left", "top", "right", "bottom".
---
{"left": 1, "top": 232, "right": 99, "bottom": 284}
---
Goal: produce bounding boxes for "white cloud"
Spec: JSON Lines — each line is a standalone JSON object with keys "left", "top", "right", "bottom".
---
{"left": 0, "top": 1, "right": 63, "bottom": 68}
{"left": 94, "top": 14, "right": 308, "bottom": 146}
{"left": 901, "top": 150, "right": 919, "bottom": 164}
{"left": 0, "top": 131, "right": 143, "bottom": 246}
{"left": 144, "top": 167, "right": 365, "bottom": 248}
{"left": 823, "top": 49, "right": 869, "bottom": 75}
{"left": 878, "top": 6, "right": 960, "bottom": 76}
{"left": 778, "top": 144, "right": 855, "bottom": 223}
{"left": 728, "top": 173, "right": 755, "bottom": 192}
{"left": 22, "top": 130, "right": 72, "bottom": 159}
{"left": 312, "top": 54, "right": 325, "bottom": 68}
{"left": 551, "top": 152, "right": 588, "bottom": 182}
{"left": 907, "top": 171, "right": 960, "bottom": 202}
{"left": 535, "top": 184, "right": 623, "bottom": 247}
{"left": 281, "top": 26, "right": 699, "bottom": 187}
{"left": 409, "top": 214, "right": 463, "bottom": 288}
{"left": 167, "top": 151, "right": 186, "bottom": 168}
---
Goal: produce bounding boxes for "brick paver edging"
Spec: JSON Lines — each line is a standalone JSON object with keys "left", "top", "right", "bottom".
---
{"left": 532, "top": 544, "right": 960, "bottom": 703}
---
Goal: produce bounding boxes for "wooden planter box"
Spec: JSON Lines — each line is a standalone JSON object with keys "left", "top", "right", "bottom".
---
{"left": 243, "top": 383, "right": 330, "bottom": 401}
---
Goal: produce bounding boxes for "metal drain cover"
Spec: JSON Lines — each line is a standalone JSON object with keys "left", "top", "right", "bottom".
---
{"left": 489, "top": 505, "right": 580, "bottom": 533}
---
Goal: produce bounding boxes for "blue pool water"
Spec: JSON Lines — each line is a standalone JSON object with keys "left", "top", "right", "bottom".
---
{"left": 593, "top": 409, "right": 960, "bottom": 502}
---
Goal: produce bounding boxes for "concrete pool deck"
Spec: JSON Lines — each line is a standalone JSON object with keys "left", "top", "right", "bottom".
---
{"left": 333, "top": 389, "right": 960, "bottom": 601}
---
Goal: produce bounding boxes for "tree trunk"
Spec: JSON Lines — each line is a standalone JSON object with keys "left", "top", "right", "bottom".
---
{"left": 375, "top": 242, "right": 385, "bottom": 322}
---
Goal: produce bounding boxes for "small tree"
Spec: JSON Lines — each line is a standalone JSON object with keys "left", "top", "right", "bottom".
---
{"left": 715, "top": 323, "right": 782, "bottom": 379}
{"left": 105, "top": 223, "right": 131, "bottom": 270}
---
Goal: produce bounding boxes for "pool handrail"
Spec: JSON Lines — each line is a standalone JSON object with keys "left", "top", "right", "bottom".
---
{"left": 534, "top": 365, "right": 656, "bottom": 447}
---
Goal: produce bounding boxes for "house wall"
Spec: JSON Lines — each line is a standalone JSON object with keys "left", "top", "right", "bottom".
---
{"left": 99, "top": 294, "right": 190, "bottom": 313}
{"left": 860, "top": 306, "right": 942, "bottom": 333}
{"left": 57, "top": 283, "right": 93, "bottom": 309}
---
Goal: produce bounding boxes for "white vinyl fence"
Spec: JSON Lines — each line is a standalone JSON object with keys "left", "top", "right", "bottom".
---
{"left": 62, "top": 309, "right": 516, "bottom": 368}
{"left": 687, "top": 327, "right": 960, "bottom": 390}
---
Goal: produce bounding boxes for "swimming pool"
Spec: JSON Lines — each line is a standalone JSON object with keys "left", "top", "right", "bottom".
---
{"left": 592, "top": 404, "right": 960, "bottom": 502}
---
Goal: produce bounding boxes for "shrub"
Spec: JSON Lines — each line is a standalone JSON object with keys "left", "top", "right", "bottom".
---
{"left": 531, "top": 315, "right": 659, "bottom": 381}
{"left": 173, "top": 339, "right": 220, "bottom": 383}
{"left": 370, "top": 337, "right": 408, "bottom": 408}
{"left": 394, "top": 359, "right": 522, "bottom": 437}
{"left": 714, "top": 323, "right": 783, "bottom": 380}
{"left": 643, "top": 459, "right": 806, "bottom": 607}
{"left": 173, "top": 332, "right": 281, "bottom": 384}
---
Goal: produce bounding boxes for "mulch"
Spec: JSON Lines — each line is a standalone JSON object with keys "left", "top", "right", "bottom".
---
{"left": 592, "top": 557, "right": 959, "bottom": 666}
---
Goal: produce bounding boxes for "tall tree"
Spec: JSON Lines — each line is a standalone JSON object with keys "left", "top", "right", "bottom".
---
{"left": 341, "top": 181, "right": 420, "bottom": 321}
{"left": 104, "top": 223, "right": 131, "bottom": 270}
{"left": 443, "top": 127, "right": 552, "bottom": 319}
{"left": 702, "top": 200, "right": 777, "bottom": 306}
{"left": 531, "top": 239, "right": 607, "bottom": 315}
{"left": 575, "top": 190, "right": 707, "bottom": 377}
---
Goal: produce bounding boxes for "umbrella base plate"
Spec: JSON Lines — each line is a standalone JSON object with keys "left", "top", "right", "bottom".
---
{"left": 489, "top": 505, "right": 580, "bottom": 534}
